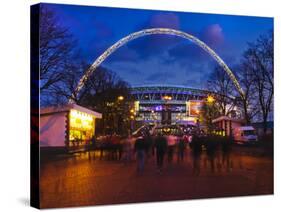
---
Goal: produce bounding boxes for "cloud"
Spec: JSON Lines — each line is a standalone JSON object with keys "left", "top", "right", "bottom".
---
{"left": 104, "top": 55, "right": 215, "bottom": 89}
{"left": 145, "top": 71, "right": 174, "bottom": 83}
{"left": 85, "top": 13, "right": 182, "bottom": 63}
{"left": 126, "top": 13, "right": 182, "bottom": 59}
{"left": 91, "top": 18, "right": 114, "bottom": 38}
{"left": 86, "top": 21, "right": 225, "bottom": 89}
{"left": 148, "top": 13, "right": 180, "bottom": 29}
{"left": 168, "top": 42, "right": 209, "bottom": 62}
{"left": 80, "top": 18, "right": 116, "bottom": 61}
{"left": 201, "top": 24, "right": 224, "bottom": 47}
{"left": 106, "top": 45, "right": 140, "bottom": 62}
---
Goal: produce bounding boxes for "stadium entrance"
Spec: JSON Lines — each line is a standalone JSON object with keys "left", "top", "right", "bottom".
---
{"left": 131, "top": 85, "right": 207, "bottom": 126}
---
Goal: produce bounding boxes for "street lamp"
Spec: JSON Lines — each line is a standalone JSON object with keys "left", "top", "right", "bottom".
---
{"left": 117, "top": 95, "right": 124, "bottom": 101}
{"left": 207, "top": 95, "right": 215, "bottom": 103}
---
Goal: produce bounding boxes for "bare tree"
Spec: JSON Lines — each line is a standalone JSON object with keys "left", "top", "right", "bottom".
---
{"left": 78, "top": 67, "right": 132, "bottom": 135}
{"left": 236, "top": 63, "right": 259, "bottom": 124}
{"left": 39, "top": 5, "right": 78, "bottom": 105}
{"left": 46, "top": 58, "right": 87, "bottom": 105}
{"left": 207, "top": 65, "right": 238, "bottom": 117}
{"left": 200, "top": 101, "right": 220, "bottom": 134}
{"left": 242, "top": 30, "right": 273, "bottom": 133}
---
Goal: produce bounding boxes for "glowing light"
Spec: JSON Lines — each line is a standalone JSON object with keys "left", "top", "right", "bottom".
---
{"left": 130, "top": 109, "right": 135, "bottom": 113}
{"left": 117, "top": 96, "right": 124, "bottom": 101}
{"left": 69, "top": 28, "right": 244, "bottom": 103}
{"left": 134, "top": 101, "right": 139, "bottom": 112}
{"left": 189, "top": 100, "right": 203, "bottom": 117}
{"left": 69, "top": 109, "right": 94, "bottom": 141}
{"left": 155, "top": 105, "right": 163, "bottom": 111}
{"left": 163, "top": 95, "right": 172, "bottom": 101}
{"left": 207, "top": 95, "right": 215, "bottom": 103}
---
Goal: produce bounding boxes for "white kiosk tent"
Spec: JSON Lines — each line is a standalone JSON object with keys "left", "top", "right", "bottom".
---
{"left": 212, "top": 116, "right": 245, "bottom": 137}
{"left": 40, "top": 104, "right": 102, "bottom": 152}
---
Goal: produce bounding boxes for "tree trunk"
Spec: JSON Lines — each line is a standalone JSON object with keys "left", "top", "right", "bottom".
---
{"left": 263, "top": 114, "right": 268, "bottom": 135}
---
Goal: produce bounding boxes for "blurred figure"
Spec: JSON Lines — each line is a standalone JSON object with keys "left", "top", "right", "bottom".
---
{"left": 122, "top": 135, "right": 134, "bottom": 164}
{"left": 87, "top": 136, "right": 96, "bottom": 160}
{"left": 167, "top": 134, "right": 177, "bottom": 163}
{"left": 134, "top": 136, "right": 146, "bottom": 173}
{"left": 190, "top": 135, "right": 202, "bottom": 176}
{"left": 205, "top": 137, "right": 218, "bottom": 173}
{"left": 155, "top": 133, "right": 167, "bottom": 173}
{"left": 177, "top": 135, "right": 186, "bottom": 162}
{"left": 222, "top": 137, "right": 232, "bottom": 172}
{"left": 144, "top": 132, "right": 153, "bottom": 160}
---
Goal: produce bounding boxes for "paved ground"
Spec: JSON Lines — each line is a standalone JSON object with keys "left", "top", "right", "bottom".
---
{"left": 40, "top": 146, "right": 273, "bottom": 208}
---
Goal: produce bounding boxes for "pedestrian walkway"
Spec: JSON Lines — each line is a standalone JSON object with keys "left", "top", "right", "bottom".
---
{"left": 40, "top": 147, "right": 273, "bottom": 208}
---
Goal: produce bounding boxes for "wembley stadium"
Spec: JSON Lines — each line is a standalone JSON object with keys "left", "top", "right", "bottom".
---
{"left": 130, "top": 85, "right": 214, "bottom": 125}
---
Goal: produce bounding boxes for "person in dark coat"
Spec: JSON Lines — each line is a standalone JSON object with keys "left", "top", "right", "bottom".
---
{"left": 154, "top": 133, "right": 167, "bottom": 173}
{"left": 144, "top": 132, "right": 153, "bottom": 160}
{"left": 222, "top": 137, "right": 232, "bottom": 172}
{"left": 190, "top": 135, "right": 202, "bottom": 176}
{"left": 177, "top": 136, "right": 186, "bottom": 162}
{"left": 134, "top": 136, "right": 146, "bottom": 173}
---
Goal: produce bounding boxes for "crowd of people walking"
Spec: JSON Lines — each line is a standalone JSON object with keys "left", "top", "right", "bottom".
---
{"left": 86, "top": 132, "right": 233, "bottom": 175}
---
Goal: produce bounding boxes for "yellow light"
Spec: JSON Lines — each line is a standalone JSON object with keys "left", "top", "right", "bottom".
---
{"left": 163, "top": 95, "right": 172, "bottom": 100}
{"left": 130, "top": 115, "right": 134, "bottom": 119}
{"left": 118, "top": 96, "right": 124, "bottom": 101}
{"left": 130, "top": 109, "right": 134, "bottom": 113}
{"left": 134, "top": 101, "right": 139, "bottom": 112}
{"left": 207, "top": 95, "right": 215, "bottom": 103}
{"left": 69, "top": 109, "right": 94, "bottom": 130}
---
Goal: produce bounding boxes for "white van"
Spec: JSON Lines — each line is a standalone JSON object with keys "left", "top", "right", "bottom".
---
{"left": 233, "top": 126, "right": 258, "bottom": 144}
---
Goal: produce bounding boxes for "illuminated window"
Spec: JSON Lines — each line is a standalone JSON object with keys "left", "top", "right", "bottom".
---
{"left": 69, "top": 109, "right": 95, "bottom": 143}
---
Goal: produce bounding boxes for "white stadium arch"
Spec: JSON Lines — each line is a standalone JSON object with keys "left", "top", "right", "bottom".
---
{"left": 69, "top": 28, "right": 244, "bottom": 103}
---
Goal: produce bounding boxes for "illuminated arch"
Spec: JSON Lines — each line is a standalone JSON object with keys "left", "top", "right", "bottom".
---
{"left": 70, "top": 28, "right": 244, "bottom": 102}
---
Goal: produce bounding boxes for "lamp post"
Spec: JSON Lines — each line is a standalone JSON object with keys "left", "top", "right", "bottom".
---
{"left": 116, "top": 95, "right": 124, "bottom": 135}
{"left": 129, "top": 108, "right": 135, "bottom": 135}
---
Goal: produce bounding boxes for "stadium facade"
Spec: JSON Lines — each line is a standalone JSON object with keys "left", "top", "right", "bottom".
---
{"left": 131, "top": 85, "right": 213, "bottom": 125}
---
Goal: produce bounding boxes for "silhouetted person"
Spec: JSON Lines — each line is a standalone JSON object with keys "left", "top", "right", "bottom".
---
{"left": 222, "top": 137, "right": 232, "bottom": 172}
{"left": 122, "top": 136, "right": 134, "bottom": 164}
{"left": 177, "top": 137, "right": 186, "bottom": 162}
{"left": 87, "top": 136, "right": 96, "bottom": 160}
{"left": 144, "top": 133, "right": 153, "bottom": 160}
{"left": 205, "top": 137, "right": 218, "bottom": 173}
{"left": 190, "top": 135, "right": 202, "bottom": 176}
{"left": 134, "top": 136, "right": 146, "bottom": 173}
{"left": 155, "top": 133, "right": 167, "bottom": 173}
{"left": 167, "top": 134, "right": 177, "bottom": 163}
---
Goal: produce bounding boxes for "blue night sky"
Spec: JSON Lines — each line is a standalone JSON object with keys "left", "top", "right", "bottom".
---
{"left": 44, "top": 3, "right": 273, "bottom": 89}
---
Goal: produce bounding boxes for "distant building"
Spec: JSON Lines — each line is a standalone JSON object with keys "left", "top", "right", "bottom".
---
{"left": 131, "top": 85, "right": 240, "bottom": 124}
{"left": 40, "top": 104, "right": 102, "bottom": 152}
{"left": 131, "top": 85, "right": 213, "bottom": 125}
